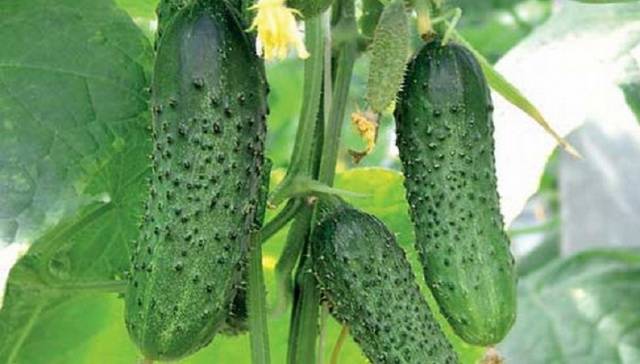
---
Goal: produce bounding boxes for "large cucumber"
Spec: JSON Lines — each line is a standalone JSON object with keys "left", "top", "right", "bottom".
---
{"left": 394, "top": 40, "right": 517, "bottom": 345}
{"left": 125, "top": 0, "right": 268, "bottom": 360}
{"left": 312, "top": 201, "right": 459, "bottom": 364}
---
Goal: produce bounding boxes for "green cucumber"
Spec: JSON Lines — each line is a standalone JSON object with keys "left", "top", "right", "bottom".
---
{"left": 394, "top": 40, "right": 517, "bottom": 345}
{"left": 366, "top": 0, "right": 409, "bottom": 114}
{"left": 312, "top": 201, "right": 459, "bottom": 364}
{"left": 125, "top": 0, "right": 268, "bottom": 360}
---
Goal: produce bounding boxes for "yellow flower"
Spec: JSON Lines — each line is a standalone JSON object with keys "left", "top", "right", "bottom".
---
{"left": 349, "top": 110, "right": 379, "bottom": 163}
{"left": 249, "top": 0, "right": 309, "bottom": 60}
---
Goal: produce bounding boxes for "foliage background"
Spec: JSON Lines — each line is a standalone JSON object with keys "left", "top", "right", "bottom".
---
{"left": 0, "top": 0, "right": 639, "bottom": 363}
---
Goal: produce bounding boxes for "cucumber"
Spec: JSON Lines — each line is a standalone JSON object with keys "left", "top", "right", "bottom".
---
{"left": 312, "top": 201, "right": 459, "bottom": 364}
{"left": 125, "top": 0, "right": 268, "bottom": 360}
{"left": 394, "top": 40, "right": 517, "bottom": 345}
{"left": 366, "top": 0, "right": 409, "bottom": 114}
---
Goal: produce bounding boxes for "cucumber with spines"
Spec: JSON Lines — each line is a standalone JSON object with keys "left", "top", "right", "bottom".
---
{"left": 125, "top": 0, "right": 268, "bottom": 360}
{"left": 312, "top": 201, "right": 459, "bottom": 364}
{"left": 394, "top": 40, "right": 517, "bottom": 345}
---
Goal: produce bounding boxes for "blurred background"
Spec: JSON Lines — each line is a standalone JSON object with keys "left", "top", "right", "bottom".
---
{"left": 1, "top": 0, "right": 639, "bottom": 363}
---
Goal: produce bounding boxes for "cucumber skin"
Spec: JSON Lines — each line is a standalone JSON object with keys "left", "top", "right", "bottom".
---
{"left": 394, "top": 41, "right": 516, "bottom": 345}
{"left": 125, "top": 1, "right": 268, "bottom": 360}
{"left": 312, "top": 205, "right": 459, "bottom": 364}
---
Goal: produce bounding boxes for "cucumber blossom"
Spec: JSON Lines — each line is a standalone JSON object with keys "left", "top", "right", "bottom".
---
{"left": 394, "top": 40, "right": 517, "bottom": 345}
{"left": 312, "top": 202, "right": 459, "bottom": 364}
{"left": 125, "top": 0, "right": 268, "bottom": 360}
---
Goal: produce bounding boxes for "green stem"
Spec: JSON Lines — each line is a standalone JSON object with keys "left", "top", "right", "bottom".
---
{"left": 508, "top": 217, "right": 560, "bottom": 238}
{"left": 287, "top": 2, "right": 358, "bottom": 363}
{"left": 260, "top": 199, "right": 303, "bottom": 244}
{"left": 48, "top": 280, "right": 127, "bottom": 294}
{"left": 248, "top": 232, "right": 271, "bottom": 364}
{"left": 318, "top": 4, "right": 358, "bottom": 185}
{"left": 289, "top": 253, "right": 320, "bottom": 364}
{"left": 269, "top": 17, "right": 325, "bottom": 206}
{"left": 275, "top": 206, "right": 313, "bottom": 315}
{"left": 330, "top": 326, "right": 350, "bottom": 364}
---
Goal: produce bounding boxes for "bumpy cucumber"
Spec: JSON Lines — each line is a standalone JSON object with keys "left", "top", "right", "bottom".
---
{"left": 312, "top": 202, "right": 459, "bottom": 364}
{"left": 394, "top": 40, "right": 517, "bottom": 345}
{"left": 125, "top": 1, "right": 268, "bottom": 360}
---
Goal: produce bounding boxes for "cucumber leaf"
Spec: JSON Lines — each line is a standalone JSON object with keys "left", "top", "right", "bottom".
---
{"left": 500, "top": 249, "right": 640, "bottom": 363}
{"left": 0, "top": 0, "right": 152, "bottom": 361}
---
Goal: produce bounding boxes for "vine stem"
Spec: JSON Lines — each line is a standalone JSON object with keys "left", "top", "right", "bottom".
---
{"left": 248, "top": 231, "right": 271, "bottom": 364}
{"left": 330, "top": 326, "right": 350, "bottom": 364}
{"left": 286, "top": 16, "right": 326, "bottom": 364}
{"left": 269, "top": 16, "right": 325, "bottom": 206}
{"left": 260, "top": 199, "right": 303, "bottom": 244}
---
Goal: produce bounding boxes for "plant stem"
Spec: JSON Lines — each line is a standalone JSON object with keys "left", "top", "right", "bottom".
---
{"left": 260, "top": 199, "right": 303, "bottom": 244}
{"left": 287, "top": 1, "right": 358, "bottom": 363}
{"left": 269, "top": 17, "right": 325, "bottom": 206}
{"left": 248, "top": 232, "right": 271, "bottom": 364}
{"left": 318, "top": 2, "right": 358, "bottom": 186}
{"left": 317, "top": 303, "right": 329, "bottom": 364}
{"left": 330, "top": 326, "right": 350, "bottom": 364}
{"left": 49, "top": 280, "right": 127, "bottom": 294}
{"left": 275, "top": 206, "right": 313, "bottom": 315}
{"left": 289, "top": 252, "right": 320, "bottom": 364}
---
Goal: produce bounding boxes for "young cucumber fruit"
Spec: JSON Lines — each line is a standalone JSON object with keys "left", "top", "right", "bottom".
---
{"left": 312, "top": 201, "right": 459, "bottom": 364}
{"left": 366, "top": 0, "right": 409, "bottom": 114}
{"left": 125, "top": 0, "right": 268, "bottom": 360}
{"left": 394, "top": 40, "right": 517, "bottom": 346}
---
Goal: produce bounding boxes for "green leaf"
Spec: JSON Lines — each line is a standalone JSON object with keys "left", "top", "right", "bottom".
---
{"left": 0, "top": 0, "right": 152, "bottom": 361}
{"left": 500, "top": 249, "right": 640, "bottom": 363}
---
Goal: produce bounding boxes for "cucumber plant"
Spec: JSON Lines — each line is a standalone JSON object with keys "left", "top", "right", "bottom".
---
{"left": 2, "top": 0, "right": 593, "bottom": 362}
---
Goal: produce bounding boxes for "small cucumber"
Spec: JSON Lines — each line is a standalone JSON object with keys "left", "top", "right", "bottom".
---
{"left": 394, "top": 40, "right": 517, "bottom": 345}
{"left": 125, "top": 0, "right": 268, "bottom": 360}
{"left": 366, "top": 0, "right": 410, "bottom": 114}
{"left": 312, "top": 201, "right": 459, "bottom": 364}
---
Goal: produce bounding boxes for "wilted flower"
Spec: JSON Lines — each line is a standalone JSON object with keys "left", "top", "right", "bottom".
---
{"left": 249, "top": 0, "right": 309, "bottom": 60}
{"left": 349, "top": 110, "right": 379, "bottom": 163}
